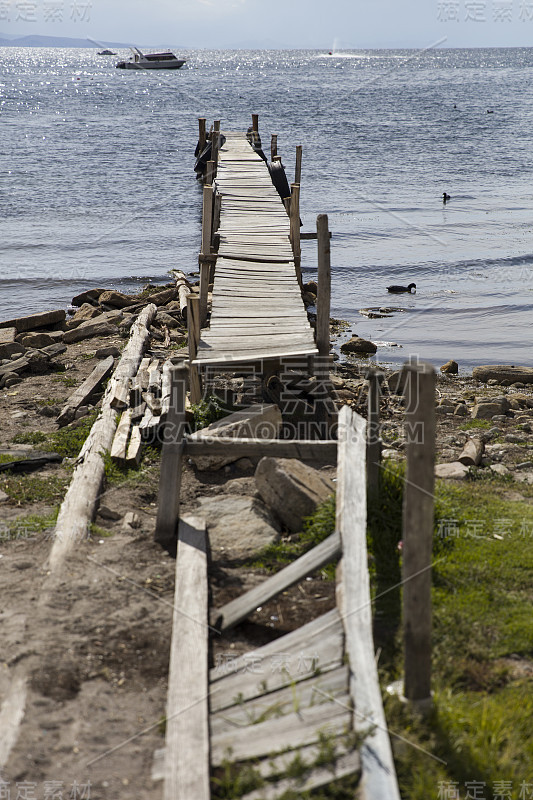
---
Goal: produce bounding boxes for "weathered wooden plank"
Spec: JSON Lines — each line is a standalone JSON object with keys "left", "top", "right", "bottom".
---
{"left": 242, "top": 749, "right": 360, "bottom": 799}
{"left": 214, "top": 531, "right": 341, "bottom": 632}
{"left": 209, "top": 609, "right": 344, "bottom": 712}
{"left": 163, "top": 515, "right": 209, "bottom": 800}
{"left": 184, "top": 438, "right": 336, "bottom": 461}
{"left": 110, "top": 408, "right": 132, "bottom": 462}
{"left": 211, "top": 696, "right": 351, "bottom": 765}
{"left": 336, "top": 405, "right": 400, "bottom": 799}
{"left": 56, "top": 355, "right": 114, "bottom": 427}
{"left": 126, "top": 424, "right": 142, "bottom": 466}
{"left": 211, "top": 664, "right": 349, "bottom": 735}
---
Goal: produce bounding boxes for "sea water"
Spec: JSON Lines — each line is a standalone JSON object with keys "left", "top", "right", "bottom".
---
{"left": 1, "top": 46, "right": 533, "bottom": 369}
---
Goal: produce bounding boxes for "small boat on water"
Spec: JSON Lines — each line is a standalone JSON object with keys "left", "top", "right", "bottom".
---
{"left": 98, "top": 49, "right": 116, "bottom": 56}
{"left": 116, "top": 47, "right": 186, "bottom": 70}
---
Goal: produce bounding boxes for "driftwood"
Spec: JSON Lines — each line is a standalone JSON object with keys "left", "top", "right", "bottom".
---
{"left": 458, "top": 437, "right": 484, "bottom": 466}
{"left": 111, "top": 409, "right": 132, "bottom": 462}
{"left": 56, "top": 355, "right": 115, "bottom": 427}
{"left": 126, "top": 425, "right": 143, "bottom": 466}
{"left": 48, "top": 304, "right": 157, "bottom": 571}
{"left": 171, "top": 270, "right": 192, "bottom": 321}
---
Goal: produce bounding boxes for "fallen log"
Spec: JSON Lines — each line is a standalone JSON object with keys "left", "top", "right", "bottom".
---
{"left": 170, "top": 270, "right": 192, "bottom": 321}
{"left": 458, "top": 437, "right": 484, "bottom": 466}
{"left": 48, "top": 304, "right": 157, "bottom": 571}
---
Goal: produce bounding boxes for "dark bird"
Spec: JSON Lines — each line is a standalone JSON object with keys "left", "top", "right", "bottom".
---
{"left": 443, "top": 192, "right": 451, "bottom": 204}
{"left": 387, "top": 283, "right": 416, "bottom": 293}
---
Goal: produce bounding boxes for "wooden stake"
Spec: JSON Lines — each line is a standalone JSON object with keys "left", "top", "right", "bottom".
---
{"left": 289, "top": 183, "right": 302, "bottom": 284}
{"left": 200, "top": 184, "right": 213, "bottom": 325}
{"left": 154, "top": 364, "right": 188, "bottom": 554}
{"left": 271, "top": 134, "right": 278, "bottom": 160}
{"left": 252, "top": 113, "right": 259, "bottom": 133}
{"left": 402, "top": 360, "right": 436, "bottom": 708}
{"left": 316, "top": 214, "right": 331, "bottom": 363}
{"left": 211, "top": 120, "right": 220, "bottom": 176}
{"left": 295, "top": 145, "right": 302, "bottom": 185}
{"left": 187, "top": 295, "right": 202, "bottom": 404}
{"left": 198, "top": 117, "right": 206, "bottom": 152}
{"left": 366, "top": 368, "right": 382, "bottom": 495}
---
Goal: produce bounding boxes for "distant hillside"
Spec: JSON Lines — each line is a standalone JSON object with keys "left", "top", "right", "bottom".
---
{"left": 0, "top": 32, "right": 130, "bottom": 48}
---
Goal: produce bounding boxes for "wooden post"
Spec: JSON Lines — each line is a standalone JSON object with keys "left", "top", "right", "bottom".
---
{"left": 402, "top": 360, "right": 436, "bottom": 709}
{"left": 205, "top": 159, "right": 215, "bottom": 186}
{"left": 295, "top": 144, "right": 302, "bottom": 185}
{"left": 198, "top": 117, "right": 206, "bottom": 152}
{"left": 199, "top": 184, "right": 213, "bottom": 326}
{"left": 154, "top": 363, "right": 188, "bottom": 555}
{"left": 289, "top": 183, "right": 302, "bottom": 285}
{"left": 211, "top": 120, "right": 220, "bottom": 177}
{"left": 252, "top": 113, "right": 259, "bottom": 133}
{"left": 366, "top": 368, "right": 382, "bottom": 495}
{"left": 316, "top": 214, "right": 331, "bottom": 363}
{"left": 271, "top": 134, "right": 278, "bottom": 160}
{"left": 187, "top": 295, "right": 202, "bottom": 404}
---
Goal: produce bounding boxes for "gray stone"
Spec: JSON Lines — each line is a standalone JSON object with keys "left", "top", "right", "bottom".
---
{"left": 472, "top": 402, "right": 508, "bottom": 420}
{"left": 0, "top": 342, "right": 25, "bottom": 361}
{"left": 504, "top": 434, "right": 528, "bottom": 444}
{"left": 435, "top": 462, "right": 470, "bottom": 479}
{"left": 4, "top": 376, "right": 22, "bottom": 388}
{"left": 0, "top": 327, "right": 16, "bottom": 345}
{"left": 75, "top": 406, "right": 89, "bottom": 420}
{"left": 66, "top": 303, "right": 101, "bottom": 328}
{"left": 122, "top": 511, "right": 141, "bottom": 529}
{"left": 72, "top": 288, "right": 105, "bottom": 306}
{"left": 97, "top": 505, "right": 121, "bottom": 521}
{"left": 440, "top": 360, "right": 459, "bottom": 374}
{"left": 156, "top": 311, "right": 180, "bottom": 329}
{"left": 0, "top": 490, "right": 9, "bottom": 503}
{"left": 491, "top": 415, "right": 508, "bottom": 423}
{"left": 63, "top": 322, "right": 118, "bottom": 345}
{"left": 235, "top": 457, "right": 255, "bottom": 471}
{"left": 147, "top": 287, "right": 177, "bottom": 306}
{"left": 195, "top": 495, "right": 280, "bottom": 556}
{"left": 20, "top": 332, "right": 55, "bottom": 349}
{"left": 473, "top": 365, "right": 533, "bottom": 385}
{"left": 255, "top": 457, "right": 335, "bottom": 532}
{"left": 37, "top": 405, "right": 61, "bottom": 417}
{"left": 515, "top": 472, "right": 533, "bottom": 485}
{"left": 95, "top": 346, "right": 120, "bottom": 359}
{"left": 436, "top": 405, "right": 454, "bottom": 415}
{"left": 340, "top": 336, "right": 377, "bottom": 355}
{"left": 0, "top": 309, "right": 65, "bottom": 333}
{"left": 490, "top": 463, "right": 510, "bottom": 476}
{"left": 98, "top": 290, "right": 137, "bottom": 309}
{"left": 454, "top": 403, "right": 468, "bottom": 416}
{"left": 516, "top": 461, "right": 533, "bottom": 470}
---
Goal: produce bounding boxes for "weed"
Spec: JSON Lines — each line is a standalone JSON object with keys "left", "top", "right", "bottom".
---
{"left": 89, "top": 523, "right": 114, "bottom": 539}
{"left": 0, "top": 510, "right": 58, "bottom": 541}
{"left": 12, "top": 431, "right": 47, "bottom": 445}
{"left": 190, "top": 395, "right": 232, "bottom": 431}
{"left": 1, "top": 474, "right": 68, "bottom": 505}
{"left": 211, "top": 758, "right": 264, "bottom": 799}
{"left": 460, "top": 418, "right": 492, "bottom": 431}
{"left": 49, "top": 411, "right": 99, "bottom": 457}
{"left": 52, "top": 375, "right": 78, "bottom": 387}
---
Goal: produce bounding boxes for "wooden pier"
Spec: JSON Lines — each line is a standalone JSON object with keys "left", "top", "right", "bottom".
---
{"left": 193, "top": 130, "right": 318, "bottom": 368}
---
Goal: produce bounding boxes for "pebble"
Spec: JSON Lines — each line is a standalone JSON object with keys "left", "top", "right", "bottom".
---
{"left": 491, "top": 415, "right": 508, "bottom": 423}
{"left": 505, "top": 434, "right": 528, "bottom": 444}
{"left": 490, "top": 464, "right": 510, "bottom": 476}
{"left": 95, "top": 345, "right": 120, "bottom": 359}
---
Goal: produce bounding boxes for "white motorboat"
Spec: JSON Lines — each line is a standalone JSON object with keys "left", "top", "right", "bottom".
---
{"left": 116, "top": 48, "right": 186, "bottom": 70}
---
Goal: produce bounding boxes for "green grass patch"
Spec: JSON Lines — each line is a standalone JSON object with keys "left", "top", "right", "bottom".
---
{"left": 369, "top": 468, "right": 533, "bottom": 796}
{"left": 460, "top": 418, "right": 493, "bottom": 430}
{"left": 49, "top": 411, "right": 99, "bottom": 457}
{"left": 0, "top": 510, "right": 58, "bottom": 541}
{"left": 190, "top": 395, "right": 234, "bottom": 431}
{"left": 12, "top": 431, "right": 48, "bottom": 445}
{"left": 1, "top": 474, "right": 68, "bottom": 505}
{"left": 52, "top": 375, "right": 79, "bottom": 387}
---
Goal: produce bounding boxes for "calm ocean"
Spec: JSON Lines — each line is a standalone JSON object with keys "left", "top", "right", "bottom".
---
{"left": 1, "top": 46, "right": 533, "bottom": 369}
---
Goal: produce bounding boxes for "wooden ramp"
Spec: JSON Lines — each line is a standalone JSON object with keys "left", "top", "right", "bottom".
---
{"left": 194, "top": 132, "right": 318, "bottom": 366}
{"left": 156, "top": 407, "right": 400, "bottom": 799}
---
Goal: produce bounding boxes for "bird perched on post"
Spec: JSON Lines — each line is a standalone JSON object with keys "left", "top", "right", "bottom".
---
{"left": 386, "top": 283, "right": 416, "bottom": 293}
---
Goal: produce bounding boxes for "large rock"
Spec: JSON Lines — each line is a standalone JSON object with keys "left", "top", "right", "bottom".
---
{"left": 98, "top": 290, "right": 137, "bottom": 309}
{"left": 148, "top": 287, "right": 177, "bottom": 306}
{"left": 0, "top": 327, "right": 16, "bottom": 345}
{"left": 440, "top": 360, "right": 458, "bottom": 374}
{"left": 189, "top": 404, "right": 282, "bottom": 471}
{"left": 63, "top": 311, "right": 123, "bottom": 344}
{"left": 0, "top": 309, "right": 65, "bottom": 333}
{"left": 194, "top": 495, "right": 280, "bottom": 557}
{"left": 20, "top": 332, "right": 56, "bottom": 349}
{"left": 340, "top": 336, "right": 377, "bottom": 355}
{"left": 473, "top": 365, "right": 533, "bottom": 385}
{"left": 0, "top": 341, "right": 25, "bottom": 361}
{"left": 72, "top": 288, "right": 105, "bottom": 307}
{"left": 435, "top": 462, "right": 470, "bottom": 480}
{"left": 472, "top": 400, "right": 508, "bottom": 420}
{"left": 255, "top": 457, "right": 335, "bottom": 532}
{"left": 66, "top": 303, "right": 101, "bottom": 328}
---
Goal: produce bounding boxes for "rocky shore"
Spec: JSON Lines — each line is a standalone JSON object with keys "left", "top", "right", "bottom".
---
{"left": 1, "top": 282, "right": 532, "bottom": 797}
